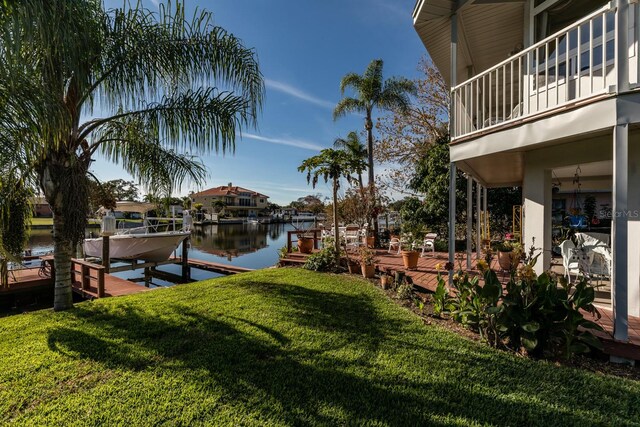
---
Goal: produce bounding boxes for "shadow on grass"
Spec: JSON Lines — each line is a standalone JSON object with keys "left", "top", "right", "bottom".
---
{"left": 46, "top": 280, "right": 639, "bottom": 426}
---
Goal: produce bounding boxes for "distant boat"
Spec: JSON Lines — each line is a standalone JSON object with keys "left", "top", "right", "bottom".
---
{"left": 290, "top": 212, "right": 317, "bottom": 222}
{"left": 84, "top": 201, "right": 192, "bottom": 262}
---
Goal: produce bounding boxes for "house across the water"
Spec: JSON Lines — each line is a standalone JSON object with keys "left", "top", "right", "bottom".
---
{"left": 190, "top": 183, "right": 269, "bottom": 218}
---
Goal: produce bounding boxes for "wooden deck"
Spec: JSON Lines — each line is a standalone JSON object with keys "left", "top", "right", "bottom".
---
{"left": 4, "top": 256, "right": 253, "bottom": 301}
{"left": 281, "top": 249, "right": 640, "bottom": 360}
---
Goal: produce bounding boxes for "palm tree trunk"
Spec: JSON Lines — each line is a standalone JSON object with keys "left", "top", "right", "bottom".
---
{"left": 358, "top": 172, "right": 364, "bottom": 192}
{"left": 52, "top": 212, "right": 74, "bottom": 310}
{"left": 332, "top": 178, "right": 340, "bottom": 262}
{"left": 365, "top": 112, "right": 379, "bottom": 247}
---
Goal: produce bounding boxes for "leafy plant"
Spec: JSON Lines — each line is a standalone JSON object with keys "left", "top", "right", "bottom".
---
{"left": 435, "top": 252, "right": 603, "bottom": 360}
{"left": 396, "top": 276, "right": 414, "bottom": 300}
{"left": 303, "top": 245, "right": 342, "bottom": 272}
{"left": 358, "top": 246, "right": 376, "bottom": 266}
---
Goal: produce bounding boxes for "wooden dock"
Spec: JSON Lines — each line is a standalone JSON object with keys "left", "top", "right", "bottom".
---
{"left": 3, "top": 255, "right": 253, "bottom": 301}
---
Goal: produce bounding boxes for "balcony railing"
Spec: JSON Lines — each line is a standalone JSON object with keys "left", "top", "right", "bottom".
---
{"left": 451, "top": 3, "right": 639, "bottom": 140}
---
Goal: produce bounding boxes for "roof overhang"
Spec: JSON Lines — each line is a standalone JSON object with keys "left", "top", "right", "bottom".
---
{"left": 413, "top": 0, "right": 525, "bottom": 87}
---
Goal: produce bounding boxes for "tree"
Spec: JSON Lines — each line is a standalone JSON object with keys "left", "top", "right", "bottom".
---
{"left": 298, "top": 148, "right": 366, "bottom": 260}
{"left": 334, "top": 59, "right": 415, "bottom": 243}
{"left": 376, "top": 57, "right": 449, "bottom": 194}
{"left": 102, "top": 179, "right": 140, "bottom": 202}
{"left": 0, "top": 1, "right": 264, "bottom": 310}
{"left": 333, "top": 131, "right": 367, "bottom": 191}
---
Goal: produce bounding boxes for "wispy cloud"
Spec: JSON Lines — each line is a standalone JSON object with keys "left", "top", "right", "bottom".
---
{"left": 265, "top": 78, "right": 335, "bottom": 109}
{"left": 243, "top": 133, "right": 324, "bottom": 151}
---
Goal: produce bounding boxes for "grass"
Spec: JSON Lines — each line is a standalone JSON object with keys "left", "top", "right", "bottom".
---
{"left": 0, "top": 269, "right": 638, "bottom": 425}
{"left": 30, "top": 218, "right": 101, "bottom": 226}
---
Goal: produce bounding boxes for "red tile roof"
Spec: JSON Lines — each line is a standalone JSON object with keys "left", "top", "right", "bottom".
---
{"left": 191, "top": 184, "right": 268, "bottom": 199}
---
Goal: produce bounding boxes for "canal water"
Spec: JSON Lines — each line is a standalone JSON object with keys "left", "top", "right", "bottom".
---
{"left": 27, "top": 222, "right": 298, "bottom": 286}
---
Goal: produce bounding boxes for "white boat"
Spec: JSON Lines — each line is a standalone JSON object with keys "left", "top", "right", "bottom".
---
{"left": 84, "top": 231, "right": 190, "bottom": 262}
{"left": 84, "top": 202, "right": 192, "bottom": 262}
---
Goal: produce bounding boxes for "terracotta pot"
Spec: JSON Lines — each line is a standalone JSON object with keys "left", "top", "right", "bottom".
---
{"left": 498, "top": 250, "right": 512, "bottom": 271}
{"left": 347, "top": 260, "right": 362, "bottom": 275}
{"left": 380, "top": 275, "right": 390, "bottom": 289}
{"left": 402, "top": 250, "right": 419, "bottom": 270}
{"left": 298, "top": 237, "right": 314, "bottom": 254}
{"left": 363, "top": 236, "right": 375, "bottom": 248}
{"left": 361, "top": 263, "right": 375, "bottom": 279}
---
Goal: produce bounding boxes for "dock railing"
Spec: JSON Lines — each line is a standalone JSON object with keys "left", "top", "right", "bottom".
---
{"left": 72, "top": 258, "right": 105, "bottom": 298}
{"left": 451, "top": 3, "right": 639, "bottom": 140}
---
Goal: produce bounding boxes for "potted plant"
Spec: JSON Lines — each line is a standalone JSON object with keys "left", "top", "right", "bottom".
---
{"left": 346, "top": 253, "right": 361, "bottom": 275}
{"left": 292, "top": 222, "right": 315, "bottom": 254}
{"left": 363, "top": 232, "right": 375, "bottom": 248}
{"left": 497, "top": 241, "right": 523, "bottom": 272}
{"left": 399, "top": 237, "right": 421, "bottom": 270}
{"left": 359, "top": 246, "right": 377, "bottom": 278}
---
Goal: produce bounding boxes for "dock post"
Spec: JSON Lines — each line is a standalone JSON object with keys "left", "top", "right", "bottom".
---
{"left": 81, "top": 264, "right": 90, "bottom": 290}
{"left": 144, "top": 267, "right": 151, "bottom": 287}
{"left": 102, "top": 236, "right": 110, "bottom": 274}
{"left": 182, "top": 237, "right": 190, "bottom": 281}
{"left": 97, "top": 267, "right": 105, "bottom": 298}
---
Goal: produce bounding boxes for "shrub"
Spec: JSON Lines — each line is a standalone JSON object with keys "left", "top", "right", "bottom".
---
{"left": 434, "top": 261, "right": 603, "bottom": 360}
{"left": 303, "top": 245, "right": 341, "bottom": 272}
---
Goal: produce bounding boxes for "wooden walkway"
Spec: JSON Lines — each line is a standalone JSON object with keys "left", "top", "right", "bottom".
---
{"left": 4, "top": 256, "right": 253, "bottom": 301}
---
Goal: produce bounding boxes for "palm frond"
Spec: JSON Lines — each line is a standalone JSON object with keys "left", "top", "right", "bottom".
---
{"left": 339, "top": 72, "right": 363, "bottom": 95}
{"left": 333, "top": 97, "right": 364, "bottom": 121}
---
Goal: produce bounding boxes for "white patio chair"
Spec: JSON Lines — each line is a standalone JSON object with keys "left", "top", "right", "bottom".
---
{"left": 344, "top": 225, "right": 361, "bottom": 249}
{"left": 388, "top": 237, "right": 401, "bottom": 254}
{"left": 416, "top": 233, "right": 438, "bottom": 257}
{"left": 559, "top": 239, "right": 589, "bottom": 283}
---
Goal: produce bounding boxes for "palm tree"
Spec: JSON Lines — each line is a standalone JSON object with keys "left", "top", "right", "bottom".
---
{"left": 334, "top": 59, "right": 415, "bottom": 243}
{"left": 298, "top": 148, "right": 366, "bottom": 261}
{"left": 0, "top": 1, "right": 264, "bottom": 310}
{"left": 333, "top": 131, "right": 367, "bottom": 191}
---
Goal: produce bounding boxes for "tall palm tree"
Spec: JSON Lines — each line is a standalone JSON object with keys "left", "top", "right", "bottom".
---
{"left": 333, "top": 59, "right": 415, "bottom": 243}
{"left": 0, "top": 1, "right": 264, "bottom": 310}
{"left": 298, "top": 148, "right": 366, "bottom": 261}
{"left": 333, "top": 131, "right": 367, "bottom": 191}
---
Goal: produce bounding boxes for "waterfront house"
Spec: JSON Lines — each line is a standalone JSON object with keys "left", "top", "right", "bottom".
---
{"left": 413, "top": 0, "right": 640, "bottom": 345}
{"left": 191, "top": 183, "right": 269, "bottom": 218}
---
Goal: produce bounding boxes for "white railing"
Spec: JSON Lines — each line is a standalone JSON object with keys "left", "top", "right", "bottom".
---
{"left": 450, "top": 3, "right": 640, "bottom": 140}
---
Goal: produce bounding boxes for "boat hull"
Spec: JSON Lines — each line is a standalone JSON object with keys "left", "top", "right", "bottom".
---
{"left": 84, "top": 232, "right": 190, "bottom": 262}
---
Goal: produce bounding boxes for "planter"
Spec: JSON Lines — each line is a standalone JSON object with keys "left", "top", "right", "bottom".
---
{"left": 498, "top": 250, "right": 513, "bottom": 271}
{"left": 363, "top": 236, "right": 375, "bottom": 248}
{"left": 347, "top": 260, "right": 362, "bottom": 275}
{"left": 401, "top": 250, "right": 419, "bottom": 270}
{"left": 380, "top": 274, "right": 390, "bottom": 289}
{"left": 361, "top": 263, "right": 375, "bottom": 279}
{"left": 297, "top": 237, "right": 314, "bottom": 254}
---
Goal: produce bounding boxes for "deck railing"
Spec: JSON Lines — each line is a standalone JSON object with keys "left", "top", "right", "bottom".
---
{"left": 451, "top": 3, "right": 640, "bottom": 140}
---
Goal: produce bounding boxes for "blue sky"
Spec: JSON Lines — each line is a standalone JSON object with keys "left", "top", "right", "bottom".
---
{"left": 94, "top": 0, "right": 427, "bottom": 205}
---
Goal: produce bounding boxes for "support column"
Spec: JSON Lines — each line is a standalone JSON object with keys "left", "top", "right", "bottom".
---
{"left": 447, "top": 10, "right": 457, "bottom": 283}
{"left": 466, "top": 176, "right": 473, "bottom": 270}
{"left": 476, "top": 182, "right": 481, "bottom": 263}
{"left": 523, "top": 157, "right": 552, "bottom": 275}
{"left": 448, "top": 163, "right": 457, "bottom": 282}
{"left": 483, "top": 187, "right": 488, "bottom": 246}
{"left": 613, "top": 123, "right": 629, "bottom": 341}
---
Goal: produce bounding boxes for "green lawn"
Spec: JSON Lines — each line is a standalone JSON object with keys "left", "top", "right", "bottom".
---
{"left": 1, "top": 269, "right": 638, "bottom": 425}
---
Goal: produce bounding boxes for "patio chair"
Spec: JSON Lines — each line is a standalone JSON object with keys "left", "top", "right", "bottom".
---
{"left": 416, "top": 233, "right": 438, "bottom": 257}
{"left": 559, "top": 239, "right": 587, "bottom": 283}
{"left": 344, "top": 225, "right": 361, "bottom": 249}
{"left": 388, "top": 237, "right": 401, "bottom": 255}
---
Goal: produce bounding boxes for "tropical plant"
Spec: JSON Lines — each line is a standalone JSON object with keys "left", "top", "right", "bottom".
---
{"left": 334, "top": 59, "right": 416, "bottom": 243}
{"left": 334, "top": 131, "right": 367, "bottom": 191}
{"left": 358, "top": 246, "right": 376, "bottom": 266}
{"left": 0, "top": 1, "right": 264, "bottom": 310}
{"left": 303, "top": 242, "right": 342, "bottom": 273}
{"left": 298, "top": 148, "right": 366, "bottom": 262}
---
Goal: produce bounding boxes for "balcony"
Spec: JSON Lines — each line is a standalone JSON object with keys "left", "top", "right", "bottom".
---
{"left": 451, "top": 3, "right": 640, "bottom": 141}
